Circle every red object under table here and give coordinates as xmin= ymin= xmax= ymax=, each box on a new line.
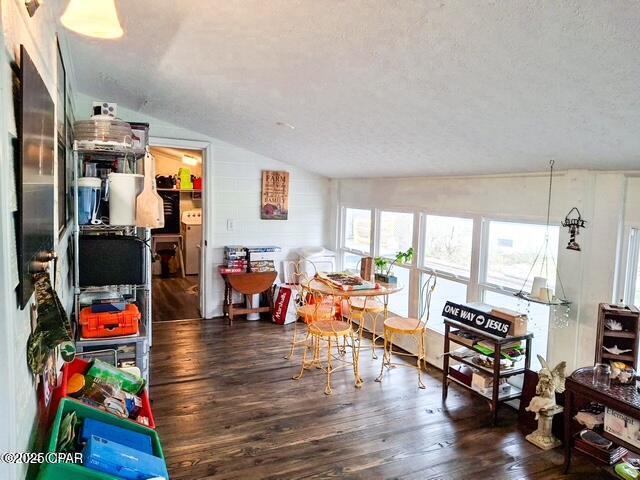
xmin=49 ymin=358 xmax=155 ymax=429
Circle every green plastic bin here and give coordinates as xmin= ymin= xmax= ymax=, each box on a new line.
xmin=38 ymin=398 xmax=166 ymax=480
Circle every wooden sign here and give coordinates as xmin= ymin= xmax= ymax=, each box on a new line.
xmin=442 ymin=301 xmax=511 ymax=337
xmin=261 ymin=171 xmax=289 ymax=220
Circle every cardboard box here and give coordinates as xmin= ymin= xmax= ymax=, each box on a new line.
xmin=491 ymin=307 xmax=528 ymax=336
xmin=471 ymin=371 xmax=494 ymax=390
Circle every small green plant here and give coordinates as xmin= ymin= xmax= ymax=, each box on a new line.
xmin=374 ymin=257 xmax=390 ymax=274
xmin=374 ymin=247 xmax=414 ymax=277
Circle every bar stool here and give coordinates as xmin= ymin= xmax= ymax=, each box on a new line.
xmin=375 ymin=273 xmax=437 ymax=389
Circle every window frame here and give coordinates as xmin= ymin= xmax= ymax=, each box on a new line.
xmin=340 ymin=206 xmax=374 ymax=258
xmin=478 ymin=217 xmax=562 ymax=297
xmin=375 ymin=208 xmax=418 ymax=265
xmin=337 ymin=205 xmax=561 ymax=357
xmin=478 ymin=217 xmax=561 ymax=362
xmin=418 ymin=212 xmax=477 ymax=332
xmin=622 ymin=227 xmax=640 ymax=307
xmin=374 ymin=208 xmax=418 ymax=318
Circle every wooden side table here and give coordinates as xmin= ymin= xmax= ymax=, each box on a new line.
xmin=220 ymin=270 xmax=277 ymax=324
xmin=564 ymin=367 xmax=640 ymax=473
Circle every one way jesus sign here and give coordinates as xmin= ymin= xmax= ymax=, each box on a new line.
xmin=441 ymin=301 xmax=511 ymax=338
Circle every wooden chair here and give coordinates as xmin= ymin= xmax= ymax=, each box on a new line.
xmin=283 ymin=260 xmax=334 ymax=360
xmin=293 ymin=282 xmax=361 ymax=394
xmin=152 ymin=233 xmax=185 ymax=278
xmin=375 ymin=273 xmax=437 ymax=389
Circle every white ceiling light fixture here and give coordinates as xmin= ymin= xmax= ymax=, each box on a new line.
xmin=61 ymin=0 xmax=124 ymax=39
xmin=276 ymin=121 xmax=296 ymax=130
xmin=182 ymin=155 xmax=200 ymax=166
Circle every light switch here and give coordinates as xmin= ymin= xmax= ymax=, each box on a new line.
xmin=226 ymin=219 xmax=234 ymax=232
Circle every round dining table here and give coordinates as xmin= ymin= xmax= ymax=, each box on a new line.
xmin=305 ymin=278 xmax=404 ymax=386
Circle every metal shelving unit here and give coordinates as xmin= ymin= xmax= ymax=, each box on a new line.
xmin=72 ymin=139 xmax=152 ymax=384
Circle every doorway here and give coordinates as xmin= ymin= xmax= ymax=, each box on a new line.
xmin=149 ymin=141 xmax=207 ymax=321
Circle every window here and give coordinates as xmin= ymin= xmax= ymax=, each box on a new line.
xmin=379 ymin=211 xmax=414 ymax=258
xmin=387 ymin=267 xmax=411 ymax=317
xmin=337 ymin=207 xmax=558 ymax=372
xmin=343 ymin=208 xmax=371 ymax=254
xmin=423 ymin=215 xmax=474 ymax=277
xmin=421 ymin=215 xmax=474 ymax=333
xmin=342 ymin=252 xmax=363 ymax=272
xmin=485 ymin=221 xmax=560 ymax=292
xmin=636 ymin=263 xmax=640 ymax=308
xmin=375 ymin=211 xmax=415 ymax=316
xmin=424 ymin=275 xmax=467 ymax=332
xmin=481 ymin=220 xmax=560 ymax=368
xmin=624 ymin=228 xmax=640 ymax=308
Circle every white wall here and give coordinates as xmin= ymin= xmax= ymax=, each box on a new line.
xmin=0 ymin=1 xmax=72 ymax=479
xmin=75 ymin=93 xmax=331 ymax=319
xmin=331 ymin=170 xmax=640 ymax=372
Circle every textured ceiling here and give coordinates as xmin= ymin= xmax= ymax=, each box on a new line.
xmin=63 ymin=1 xmax=640 ymax=178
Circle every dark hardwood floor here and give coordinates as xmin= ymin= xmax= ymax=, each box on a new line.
xmin=150 ymin=319 xmax=610 ymax=479
xmin=153 ymin=275 xmax=200 ymax=321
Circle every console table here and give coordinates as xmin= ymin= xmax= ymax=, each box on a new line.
xmin=564 ymin=367 xmax=640 ymax=473
xmin=220 ymin=270 xmax=277 ymax=324
xmin=442 ymin=318 xmax=533 ymax=425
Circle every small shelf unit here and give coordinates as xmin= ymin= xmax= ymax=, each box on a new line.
xmin=595 ymin=303 xmax=640 ymax=371
xmin=442 ymin=318 xmax=533 ymax=426
xmin=72 ymin=139 xmax=152 ymax=384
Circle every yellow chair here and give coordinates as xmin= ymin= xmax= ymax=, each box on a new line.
xmin=293 ymin=285 xmax=361 ymax=394
xmin=342 ymin=296 xmax=385 ymax=359
xmin=375 ymin=273 xmax=437 ymax=389
xmin=283 ymin=260 xmax=335 ymax=360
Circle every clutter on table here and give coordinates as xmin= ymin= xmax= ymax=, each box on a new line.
xmin=219 ymin=245 xmax=281 ymax=273
xmin=315 ymin=271 xmax=377 ymax=291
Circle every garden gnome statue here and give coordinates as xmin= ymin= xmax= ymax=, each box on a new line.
xmin=525 ymin=355 xmax=567 ymax=450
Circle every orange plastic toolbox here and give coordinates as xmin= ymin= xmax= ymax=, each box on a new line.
xmin=79 ymin=304 xmax=141 ymax=339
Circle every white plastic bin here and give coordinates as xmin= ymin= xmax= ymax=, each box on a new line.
xmin=297 ymin=247 xmax=336 ymax=275
xmin=107 ymin=173 xmax=143 ymax=225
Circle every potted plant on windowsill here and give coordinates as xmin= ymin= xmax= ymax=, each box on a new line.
xmin=374 ymin=247 xmax=414 ymax=284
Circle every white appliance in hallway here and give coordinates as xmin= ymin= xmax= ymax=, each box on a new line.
xmin=181 ymin=209 xmax=202 ymax=275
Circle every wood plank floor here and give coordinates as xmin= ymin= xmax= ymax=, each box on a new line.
xmin=152 ymin=275 xmax=200 ymax=321
xmin=150 ymin=319 xmax=610 ymax=479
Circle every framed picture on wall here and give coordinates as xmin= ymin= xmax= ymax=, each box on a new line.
xmin=56 ymin=37 xmax=67 ymax=237
xmin=261 ymin=170 xmax=289 ymax=220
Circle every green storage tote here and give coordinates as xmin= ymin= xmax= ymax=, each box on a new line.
xmin=37 ymin=398 xmax=166 ymax=480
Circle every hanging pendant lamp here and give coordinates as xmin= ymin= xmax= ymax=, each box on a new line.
xmin=61 ymin=0 xmax=124 ymax=39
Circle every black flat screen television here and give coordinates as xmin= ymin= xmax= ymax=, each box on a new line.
xmin=17 ymin=45 xmax=55 ymax=308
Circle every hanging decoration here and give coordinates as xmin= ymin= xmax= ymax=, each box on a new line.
xmin=561 ymin=207 xmax=587 ymax=251
xmin=514 ymin=160 xmax=571 ymax=328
